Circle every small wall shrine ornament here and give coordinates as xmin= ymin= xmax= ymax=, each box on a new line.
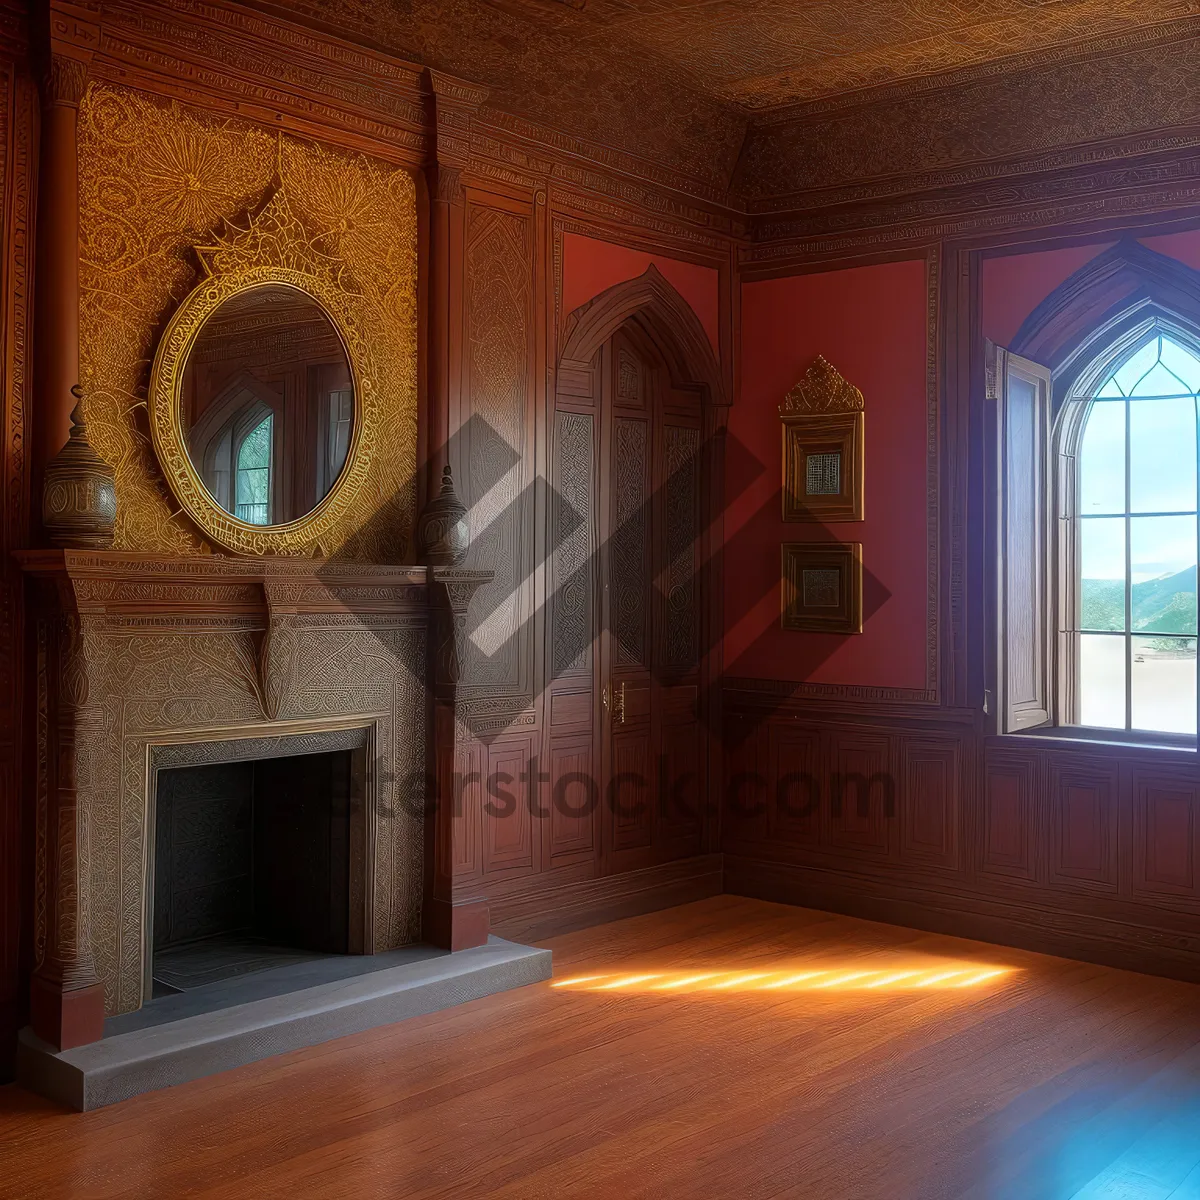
xmin=781 ymin=541 xmax=863 ymax=634
xmin=780 ymin=356 xmax=864 ymax=523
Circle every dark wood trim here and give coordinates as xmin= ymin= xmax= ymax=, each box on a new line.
xmin=558 ymin=264 xmax=727 ymax=409
xmin=489 ymin=853 xmax=723 ymax=945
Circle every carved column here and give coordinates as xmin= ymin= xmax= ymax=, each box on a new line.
xmin=33 ymin=53 xmax=88 ymax=508
xmin=423 ymin=70 xmax=488 ymax=506
xmin=423 ymin=567 xmax=492 ymax=950
xmin=29 ymin=570 xmax=104 ymax=1050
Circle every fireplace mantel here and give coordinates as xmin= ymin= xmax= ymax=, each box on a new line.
xmin=16 ymin=550 xmax=490 ymax=1051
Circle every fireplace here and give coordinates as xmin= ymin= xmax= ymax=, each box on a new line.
xmin=16 ymin=550 xmax=493 ymax=1060
xmin=149 ymin=734 xmax=369 ymax=997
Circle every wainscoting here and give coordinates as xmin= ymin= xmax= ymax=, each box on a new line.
xmin=722 ymin=687 xmax=1200 ymax=983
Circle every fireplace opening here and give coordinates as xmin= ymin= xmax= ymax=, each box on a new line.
xmin=151 ymin=748 xmax=363 ymax=996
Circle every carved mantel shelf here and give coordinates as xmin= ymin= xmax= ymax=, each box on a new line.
xmin=14 ymin=550 xmax=491 ymax=1051
xmin=15 ymin=550 xmax=431 ymax=609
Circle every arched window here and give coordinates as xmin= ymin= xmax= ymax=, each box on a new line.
xmin=235 ymin=411 xmax=273 ymax=525
xmin=1075 ymin=334 xmax=1200 ymax=734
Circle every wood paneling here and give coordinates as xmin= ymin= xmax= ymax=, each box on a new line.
xmin=0 ymin=55 xmax=34 ymax=1082
xmin=1133 ymin=766 xmax=1200 ymax=905
xmin=825 ymin=728 xmax=893 ymax=858
xmin=981 ymin=747 xmax=1040 ymax=882
xmin=1048 ymin=756 xmax=1119 ymax=894
xmin=482 ymin=737 xmax=536 ymax=878
xmin=899 ymin=736 xmax=960 ymax=870
xmin=724 ymin=687 xmax=1200 ymax=982
xmin=547 ymin=737 xmax=594 ymax=863
xmin=769 ymin=723 xmax=821 ymax=846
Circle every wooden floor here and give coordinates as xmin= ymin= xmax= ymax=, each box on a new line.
xmin=4 ymin=896 xmax=1200 ymax=1198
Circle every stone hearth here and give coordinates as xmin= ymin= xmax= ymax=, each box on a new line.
xmin=16 ymin=551 xmax=496 ymax=1062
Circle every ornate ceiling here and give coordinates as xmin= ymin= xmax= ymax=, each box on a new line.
xmin=546 ymin=0 xmax=1200 ymax=110
xmin=256 ymin=0 xmax=1200 ymax=211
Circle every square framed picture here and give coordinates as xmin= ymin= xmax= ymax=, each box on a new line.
xmin=781 ymin=411 xmax=864 ymax=522
xmin=781 ymin=541 xmax=863 ymax=634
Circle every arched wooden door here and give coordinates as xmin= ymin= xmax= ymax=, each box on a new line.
xmin=600 ymin=325 xmax=704 ymax=870
xmin=546 ymin=308 xmax=709 ymax=879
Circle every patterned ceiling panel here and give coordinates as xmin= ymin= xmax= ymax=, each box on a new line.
xmin=737 ymin=25 xmax=1200 ymax=202
xmin=258 ymin=0 xmax=1200 ymax=205
xmin=265 ymin=0 xmax=747 ymax=189
xmin=567 ymin=0 xmax=1199 ymax=109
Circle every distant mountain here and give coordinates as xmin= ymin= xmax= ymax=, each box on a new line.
xmin=1081 ymin=565 xmax=1197 ymax=635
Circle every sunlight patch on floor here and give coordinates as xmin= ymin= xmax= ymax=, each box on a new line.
xmin=549 ymin=961 xmax=1014 ymax=994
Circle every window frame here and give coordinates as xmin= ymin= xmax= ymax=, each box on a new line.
xmin=234 ymin=406 xmax=275 ymax=525
xmin=1053 ymin=316 xmax=1200 ymax=742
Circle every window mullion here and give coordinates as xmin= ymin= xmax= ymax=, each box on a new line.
xmin=1125 ymin=396 xmax=1132 ymax=731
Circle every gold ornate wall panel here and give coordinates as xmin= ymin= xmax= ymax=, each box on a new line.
xmin=77 ymin=83 xmax=418 ymax=558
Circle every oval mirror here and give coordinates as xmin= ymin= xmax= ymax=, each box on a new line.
xmin=181 ymin=284 xmax=354 ymax=527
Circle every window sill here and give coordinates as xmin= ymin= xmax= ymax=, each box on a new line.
xmin=996 ymin=725 xmax=1197 ymax=757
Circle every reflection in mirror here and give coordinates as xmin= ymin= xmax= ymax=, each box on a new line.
xmin=183 ymin=284 xmax=353 ymax=526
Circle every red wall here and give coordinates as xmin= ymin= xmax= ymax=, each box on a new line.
xmin=726 ymin=258 xmax=930 ymax=691
xmin=561 ymin=232 xmax=720 ymax=352
xmin=981 ymin=243 xmax=1111 ymax=347
xmin=982 ymin=228 xmax=1200 ymax=347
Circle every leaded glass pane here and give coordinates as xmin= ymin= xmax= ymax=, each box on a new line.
xmin=1161 ymin=338 xmax=1200 ymax=391
xmin=1131 ymin=635 xmax=1197 ymax=734
xmin=236 ymin=413 xmax=272 ymax=525
xmin=1080 ymin=399 xmax=1124 ymax=515
xmin=1130 ymin=396 xmax=1196 ymax=513
xmin=1112 ymin=339 xmax=1160 ymax=395
xmin=1079 ymin=634 xmax=1125 ymax=728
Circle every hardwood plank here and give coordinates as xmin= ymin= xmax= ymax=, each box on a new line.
xmin=2 ymin=897 xmax=1200 ymax=1199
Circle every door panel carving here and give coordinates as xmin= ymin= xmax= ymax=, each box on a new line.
xmin=612 ymin=416 xmax=649 ymax=670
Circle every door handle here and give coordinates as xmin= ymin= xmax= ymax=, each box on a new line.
xmin=601 ymin=682 xmax=626 ymax=724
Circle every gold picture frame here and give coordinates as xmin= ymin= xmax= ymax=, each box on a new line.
xmin=147 ymin=184 xmax=379 ymax=556
xmin=781 ymin=541 xmax=863 ymax=634
xmin=780 ymin=356 xmax=864 ymax=523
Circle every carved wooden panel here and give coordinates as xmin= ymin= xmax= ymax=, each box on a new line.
xmin=659 ymin=720 xmax=702 ymax=844
xmin=617 ymin=346 xmax=643 ymax=407
xmin=661 ymin=425 xmax=699 ymax=672
xmin=770 ymin=723 xmax=821 ymax=847
xmin=612 ymin=417 xmax=649 ymax=669
xmin=550 ymin=689 xmax=592 ymax=729
xmin=552 ymin=410 xmax=594 ymax=677
xmin=453 ymin=738 xmax=484 ymax=879
xmin=548 ymin=736 xmax=595 ymax=863
xmin=825 ymin=729 xmax=893 ymax=857
xmin=900 ymin=736 xmax=960 ymax=870
xmin=1049 ymin=757 xmax=1119 ymax=894
xmin=612 ymin=729 xmax=652 ymax=853
xmin=981 ymin=750 xmax=1039 ymax=882
xmin=723 ymin=712 xmax=769 ymax=848
xmin=482 ymin=736 xmax=535 ymax=877
xmin=461 ymin=204 xmax=533 ymax=692
xmin=1132 ymin=767 xmax=1200 ymax=903
xmin=0 ymin=62 xmax=32 ymax=1072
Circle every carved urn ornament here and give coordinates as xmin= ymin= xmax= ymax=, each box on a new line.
xmin=417 ymin=464 xmax=470 ymax=565
xmin=42 ymin=385 xmax=117 ymax=548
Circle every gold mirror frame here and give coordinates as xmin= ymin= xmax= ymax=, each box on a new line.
xmin=148 ymin=193 xmax=379 ymax=556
